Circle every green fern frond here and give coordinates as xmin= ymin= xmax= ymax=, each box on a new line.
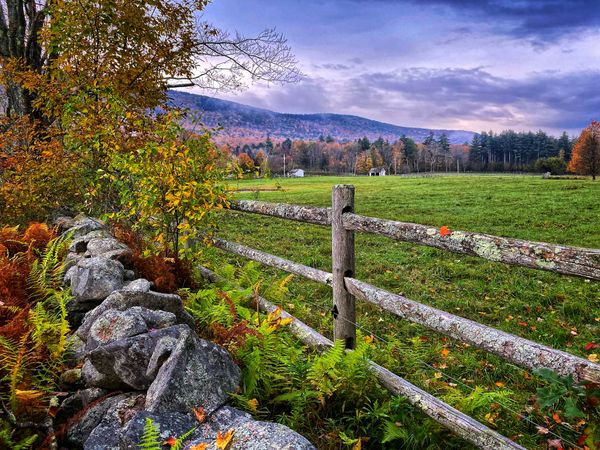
xmin=138 ymin=417 xmax=161 ymax=450
xmin=28 ymin=234 xmax=70 ymax=300
xmin=171 ymin=426 xmax=196 ymax=450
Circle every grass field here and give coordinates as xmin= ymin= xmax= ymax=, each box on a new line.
xmin=201 ymin=175 xmax=600 ymax=449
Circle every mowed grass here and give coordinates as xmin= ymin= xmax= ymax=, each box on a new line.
xmin=202 ymin=175 xmax=600 ymax=449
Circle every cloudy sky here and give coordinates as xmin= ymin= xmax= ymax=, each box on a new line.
xmin=192 ymin=0 xmax=600 ymax=135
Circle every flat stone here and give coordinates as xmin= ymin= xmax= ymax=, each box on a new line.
xmin=85 ymin=309 xmax=149 ymax=352
xmin=77 ymin=290 xmax=194 ymax=341
xmin=122 ymin=279 xmax=152 ymax=293
xmin=228 ymin=419 xmax=316 ymax=450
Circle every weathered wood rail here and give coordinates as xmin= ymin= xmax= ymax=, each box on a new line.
xmin=211 ymin=186 xmax=600 ymax=449
xmin=230 ymin=199 xmax=600 ymax=280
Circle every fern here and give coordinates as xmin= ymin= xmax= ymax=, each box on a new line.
xmin=0 ymin=420 xmax=38 ymax=449
xmin=138 ymin=418 xmax=162 ymax=450
xmin=171 ymin=426 xmax=196 ymax=450
xmin=27 ymin=234 xmax=70 ymax=299
xmin=306 ymin=339 xmax=345 ymax=399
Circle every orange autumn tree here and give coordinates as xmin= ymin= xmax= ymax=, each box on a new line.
xmin=568 ymin=121 xmax=600 ymax=180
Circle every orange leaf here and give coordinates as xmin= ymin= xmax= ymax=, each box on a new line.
xmin=190 ymin=444 xmax=209 ymax=450
xmin=552 ymin=412 xmax=562 ymax=424
xmin=440 ymin=348 xmax=449 ymax=358
xmin=193 ymin=407 xmax=206 ymax=423
xmin=164 ymin=436 xmax=177 ymax=447
xmin=216 ymin=429 xmax=234 ymax=449
xmin=439 ymin=226 xmax=451 ymax=237
xmin=495 ymin=381 xmax=505 ymax=388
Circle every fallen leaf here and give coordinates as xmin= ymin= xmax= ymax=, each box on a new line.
xmin=193 ymin=407 xmax=206 ymax=423
xmin=585 ymin=342 xmax=599 ymax=351
xmin=588 ymin=354 xmax=598 ymax=362
xmin=440 ymin=348 xmax=450 ymax=358
xmin=439 ymin=226 xmax=451 ymax=237
xmin=434 ymin=372 xmax=442 ymax=379
xmin=536 ymin=426 xmax=549 ymax=435
xmin=164 ymin=437 xmax=177 ymax=447
xmin=216 ymin=429 xmax=234 ymax=450
xmin=552 ymin=412 xmax=562 ymax=424
xmin=364 ymin=335 xmax=375 ymax=344
xmin=495 ymin=381 xmax=505 ymax=388
xmin=353 ymin=439 xmax=362 ymax=450
xmin=190 ymin=444 xmax=209 ymax=450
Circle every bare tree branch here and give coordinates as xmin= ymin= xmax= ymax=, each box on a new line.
xmin=165 ymin=26 xmax=303 ymax=91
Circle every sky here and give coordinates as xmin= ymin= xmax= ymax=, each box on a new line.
xmin=191 ymin=0 xmax=600 ymax=135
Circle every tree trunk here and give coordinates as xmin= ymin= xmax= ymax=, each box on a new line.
xmin=1 ymin=0 xmax=48 ymax=118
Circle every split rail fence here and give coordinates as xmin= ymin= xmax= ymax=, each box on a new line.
xmin=206 ymin=184 xmax=600 ymax=450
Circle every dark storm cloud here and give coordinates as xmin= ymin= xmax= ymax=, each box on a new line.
xmin=402 ymin=0 xmax=600 ymax=44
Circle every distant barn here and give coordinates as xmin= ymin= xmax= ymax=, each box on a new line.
xmin=288 ymin=169 xmax=305 ymax=177
xmin=369 ymin=167 xmax=386 ymax=176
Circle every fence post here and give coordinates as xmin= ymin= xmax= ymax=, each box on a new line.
xmin=332 ymin=185 xmax=356 ymax=349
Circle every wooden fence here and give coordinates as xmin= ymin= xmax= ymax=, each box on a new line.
xmin=207 ymin=184 xmax=600 ymax=449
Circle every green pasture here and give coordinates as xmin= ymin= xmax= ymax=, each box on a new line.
xmin=201 ymin=174 xmax=600 ymax=449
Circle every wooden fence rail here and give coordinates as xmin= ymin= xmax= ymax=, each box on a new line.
xmin=214 ymin=185 xmax=600 ymax=449
xmin=230 ymin=199 xmax=600 ymax=280
xmin=212 ymin=237 xmax=600 ymax=383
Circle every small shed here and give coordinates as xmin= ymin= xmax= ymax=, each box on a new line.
xmin=369 ymin=167 xmax=386 ymax=176
xmin=288 ymin=168 xmax=305 ymax=177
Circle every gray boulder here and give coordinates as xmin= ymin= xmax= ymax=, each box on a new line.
xmin=145 ymin=326 xmax=241 ymax=415
xmin=122 ymin=278 xmax=152 ymax=293
xmin=70 ymin=257 xmax=125 ymax=302
xmin=65 ymin=334 xmax=86 ymax=367
xmin=67 ymin=217 xmax=105 ymax=239
xmin=67 ymin=393 xmax=128 ymax=447
xmin=86 ymin=237 xmax=131 ymax=261
xmin=85 ymin=307 xmax=177 ymax=351
xmin=122 ymin=410 xmax=200 ymax=450
xmin=84 ymin=394 xmax=146 ymax=450
xmin=82 ymin=326 xmax=184 ymax=390
xmin=180 ymin=407 xmax=316 ymax=450
xmin=69 ymin=229 xmax=113 ymax=254
xmin=228 ymin=420 xmax=316 ymax=450
xmin=77 ymin=290 xmax=194 ymax=342
xmin=85 ymin=309 xmax=148 ymax=352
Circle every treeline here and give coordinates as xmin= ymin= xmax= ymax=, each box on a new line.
xmin=223 ymin=128 xmax=576 ymax=176
xmin=469 ymin=130 xmax=573 ymax=172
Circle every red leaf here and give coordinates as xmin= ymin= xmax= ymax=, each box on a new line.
xmin=164 ymin=437 xmax=177 ymax=447
xmin=585 ymin=342 xmax=599 ymax=351
xmin=439 ymin=226 xmax=451 ymax=237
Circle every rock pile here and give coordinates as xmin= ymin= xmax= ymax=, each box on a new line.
xmin=59 ymin=216 xmax=315 ymax=449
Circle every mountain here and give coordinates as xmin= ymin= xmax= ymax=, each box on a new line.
xmin=169 ymin=90 xmax=475 ymax=144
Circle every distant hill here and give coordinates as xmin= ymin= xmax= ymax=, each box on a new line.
xmin=169 ymin=90 xmax=474 ymax=144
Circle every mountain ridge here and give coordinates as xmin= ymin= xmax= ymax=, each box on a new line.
xmin=169 ymin=90 xmax=475 ymax=144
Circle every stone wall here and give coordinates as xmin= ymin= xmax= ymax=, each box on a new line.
xmin=58 ymin=216 xmax=315 ymax=449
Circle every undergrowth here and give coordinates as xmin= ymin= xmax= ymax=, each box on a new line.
xmin=184 ymin=262 xmax=475 ymax=449
xmin=0 ymin=224 xmax=72 ymax=449
xmin=185 ymin=261 xmax=599 ymax=449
